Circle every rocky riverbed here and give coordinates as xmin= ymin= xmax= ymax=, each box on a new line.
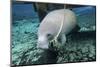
xmin=11 ymin=15 xmax=96 ymax=66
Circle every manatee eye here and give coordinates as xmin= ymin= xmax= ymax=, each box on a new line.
xmin=46 ymin=33 xmax=53 ymax=40
xmin=47 ymin=34 xmax=51 ymax=37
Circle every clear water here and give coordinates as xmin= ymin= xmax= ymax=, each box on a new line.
xmin=11 ymin=3 xmax=96 ymax=66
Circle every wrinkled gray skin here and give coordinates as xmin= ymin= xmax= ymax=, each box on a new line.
xmin=37 ymin=9 xmax=77 ymax=49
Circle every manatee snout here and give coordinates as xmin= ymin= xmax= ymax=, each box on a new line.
xmin=37 ymin=36 xmax=49 ymax=49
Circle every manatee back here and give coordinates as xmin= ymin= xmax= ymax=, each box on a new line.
xmin=38 ymin=9 xmax=77 ymax=36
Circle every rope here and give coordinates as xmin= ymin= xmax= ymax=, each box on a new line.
xmin=50 ymin=4 xmax=66 ymax=43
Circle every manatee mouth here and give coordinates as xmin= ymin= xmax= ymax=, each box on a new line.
xmin=37 ymin=43 xmax=49 ymax=50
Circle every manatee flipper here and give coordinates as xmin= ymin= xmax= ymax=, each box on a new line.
xmin=61 ymin=34 xmax=66 ymax=45
xmin=58 ymin=34 xmax=66 ymax=45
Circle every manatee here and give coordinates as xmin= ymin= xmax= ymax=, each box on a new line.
xmin=37 ymin=9 xmax=78 ymax=49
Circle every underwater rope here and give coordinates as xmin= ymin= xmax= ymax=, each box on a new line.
xmin=49 ymin=4 xmax=66 ymax=48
